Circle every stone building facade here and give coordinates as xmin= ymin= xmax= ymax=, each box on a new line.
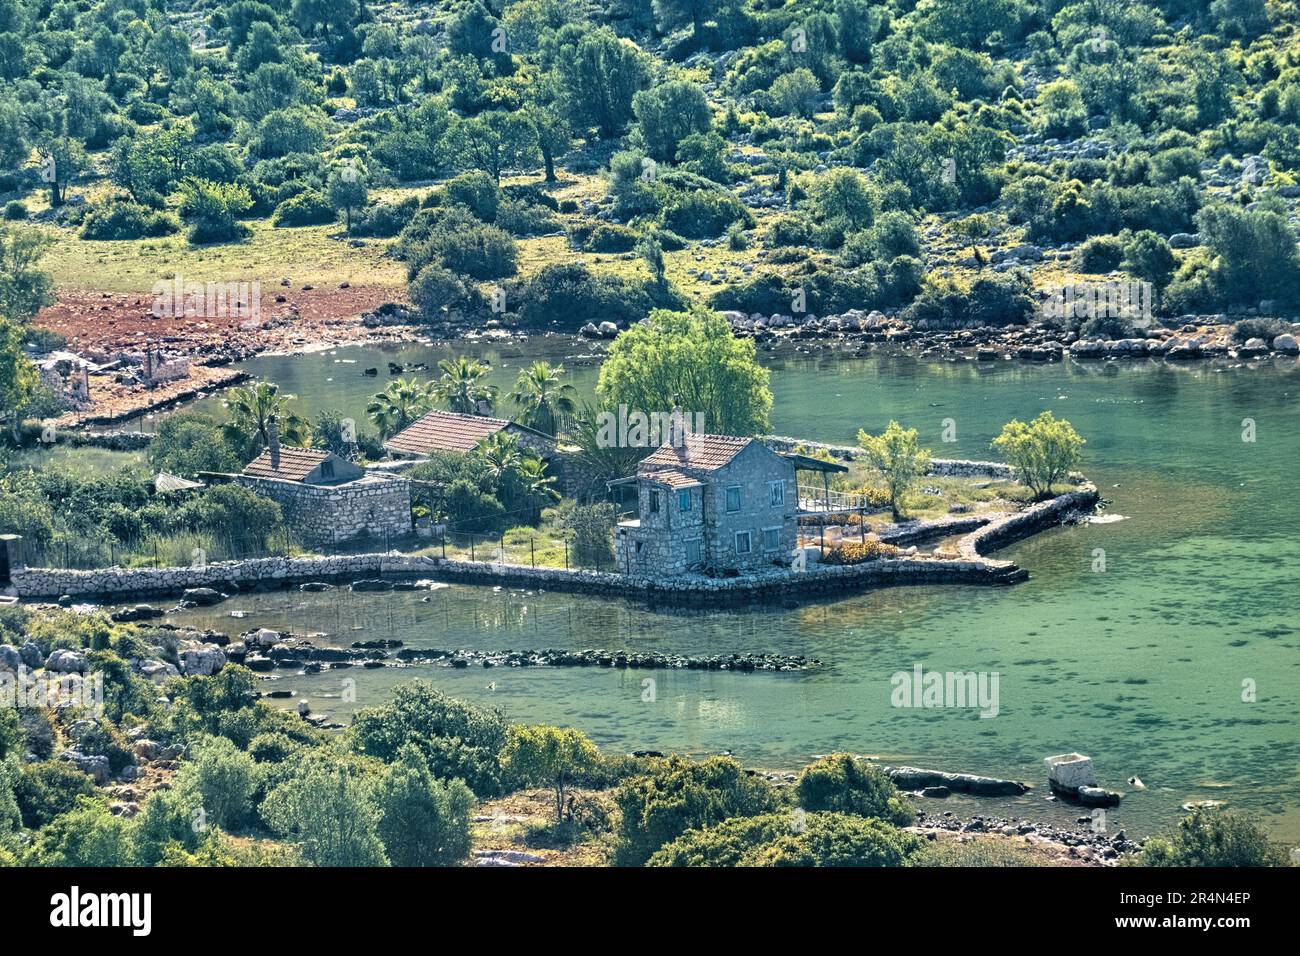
xmin=234 ymin=473 xmax=412 ymax=546
xmin=230 ymin=445 xmax=411 ymax=546
xmin=614 ymin=435 xmax=797 ymax=577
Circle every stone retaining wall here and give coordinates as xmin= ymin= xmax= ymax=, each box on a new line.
xmin=11 ymin=549 xmax=1022 ymax=606
xmin=11 ymin=488 xmax=1096 ymax=605
xmin=957 ymin=484 xmax=1099 ymax=558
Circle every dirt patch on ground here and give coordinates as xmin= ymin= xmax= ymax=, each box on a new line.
xmin=35 ymin=284 xmax=404 ymax=359
xmin=471 ymin=788 xmax=615 ymax=867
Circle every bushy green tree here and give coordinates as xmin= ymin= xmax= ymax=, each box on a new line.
xmin=1137 ymin=806 xmax=1288 ymax=867
xmin=349 ymin=681 xmax=510 ymax=797
xmin=596 ymin=308 xmax=773 ymax=436
xmin=261 ymin=758 xmax=388 ymax=867
xmin=856 ymin=421 xmax=931 ymax=520
xmin=374 ymin=744 xmax=475 ymax=866
xmin=992 ymin=411 xmax=1084 ymax=499
xmin=648 ymin=811 xmax=920 ymax=867
xmin=633 ymin=80 xmax=711 ymax=162
xmin=613 ymin=756 xmax=779 ymax=866
xmin=503 ymin=725 xmax=602 ymax=823
xmin=796 ymin=753 xmax=915 ymax=825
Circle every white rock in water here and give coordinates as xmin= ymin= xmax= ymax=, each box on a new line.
xmin=1045 ymin=752 xmax=1097 ymax=792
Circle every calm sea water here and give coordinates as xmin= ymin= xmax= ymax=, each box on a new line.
xmin=164 ymin=340 xmax=1300 ymax=841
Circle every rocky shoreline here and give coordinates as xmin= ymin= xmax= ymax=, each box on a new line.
xmin=144 ymin=623 xmax=821 ymax=677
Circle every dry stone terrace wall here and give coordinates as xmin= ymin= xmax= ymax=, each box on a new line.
xmin=231 ymin=474 xmax=412 ymax=545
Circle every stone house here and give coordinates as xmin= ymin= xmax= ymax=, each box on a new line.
xmin=231 ymin=442 xmax=411 ymax=546
xmin=613 ymin=435 xmax=797 ymax=577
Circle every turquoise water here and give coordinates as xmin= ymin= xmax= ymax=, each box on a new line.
xmin=166 ymin=341 xmax=1300 ymax=841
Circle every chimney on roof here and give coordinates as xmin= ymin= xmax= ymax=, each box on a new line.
xmin=268 ymin=419 xmax=281 ymax=471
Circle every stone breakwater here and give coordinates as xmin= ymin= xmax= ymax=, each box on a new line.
xmin=11 ymin=484 xmax=1096 ymax=604
xmin=229 ymin=632 xmax=818 ymax=673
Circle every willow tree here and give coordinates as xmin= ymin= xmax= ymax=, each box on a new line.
xmin=595 ymin=308 xmax=772 ymax=437
xmin=856 ymin=421 xmax=931 ymax=521
xmin=992 ymin=411 xmax=1084 ymax=499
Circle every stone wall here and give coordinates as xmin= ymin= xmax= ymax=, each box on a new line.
xmin=11 ymin=551 xmax=1021 ymax=605
xmin=11 ymin=486 xmax=1096 ymax=605
xmin=232 ymin=474 xmax=411 ymax=545
xmin=957 ymin=483 xmax=1099 ymax=558
xmin=763 ymin=436 xmax=1016 ymax=480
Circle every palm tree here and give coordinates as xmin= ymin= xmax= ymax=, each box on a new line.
xmin=515 ymin=453 xmax=560 ymax=522
xmin=567 ymin=403 xmax=648 ymax=497
xmin=222 ymin=381 xmax=310 ymax=460
xmin=509 ymin=361 xmax=576 ymax=437
xmin=433 ymin=356 xmax=497 ymax=415
xmin=366 ymin=377 xmax=435 ymax=438
xmin=474 ymin=430 xmax=522 ymax=483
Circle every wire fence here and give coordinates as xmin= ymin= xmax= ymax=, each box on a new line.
xmin=15 ymin=524 xmax=621 ymax=574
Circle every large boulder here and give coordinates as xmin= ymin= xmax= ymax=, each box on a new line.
xmin=179 ymin=641 xmax=226 ymax=677
xmin=251 ymin=628 xmax=281 ymax=647
xmin=0 ymin=645 xmax=21 ymax=672
xmin=131 ymin=658 xmax=180 ymax=683
xmin=45 ymin=649 xmax=88 ymax=674
xmin=19 ymin=641 xmax=44 ymax=668
xmin=59 ymin=750 xmax=111 ymax=784
xmin=182 ymin=587 xmax=227 ymax=607
xmin=1272 ymin=333 xmax=1298 ymax=354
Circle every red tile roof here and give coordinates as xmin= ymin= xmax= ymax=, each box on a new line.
xmin=385 ymin=409 xmax=510 ymax=455
xmin=642 ymin=468 xmax=704 ymax=489
xmin=243 ymin=448 xmax=332 ymax=482
xmin=641 ymin=434 xmax=752 ymax=473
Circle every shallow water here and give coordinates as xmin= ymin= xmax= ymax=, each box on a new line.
xmin=167 ymin=342 xmax=1300 ymax=841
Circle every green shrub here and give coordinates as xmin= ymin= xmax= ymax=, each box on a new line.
xmin=586 ymin=223 xmax=639 ymax=253
xmin=613 ymin=756 xmax=780 ymax=866
xmin=1073 ymin=235 xmax=1126 ymax=273
xmin=1136 ymin=806 xmax=1290 ymax=867
xmin=661 ymin=188 xmax=753 ymax=239
xmin=349 ymin=681 xmax=510 ymax=797
xmin=1231 ymin=317 xmax=1290 ymax=343
xmin=173 ymin=735 xmax=260 ymax=832
xmin=648 ymin=811 xmax=920 ymax=867
xmin=510 ymin=262 xmax=654 ymax=330
xmin=271 ymin=189 xmax=335 ymax=227
xmin=796 ymin=754 xmax=915 ymax=824
xmin=375 ymin=744 xmax=475 ymax=866
xmin=445 ymin=169 xmax=500 ymax=222
xmin=14 ymin=761 xmax=96 ymax=829
xmin=3 ymin=201 xmax=28 ymax=221
xmin=80 ymin=199 xmax=179 ymax=240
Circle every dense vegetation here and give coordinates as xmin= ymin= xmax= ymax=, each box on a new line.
xmin=1 ymin=609 xmax=1291 ymax=868
xmin=0 ymin=0 xmax=1297 ymax=339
